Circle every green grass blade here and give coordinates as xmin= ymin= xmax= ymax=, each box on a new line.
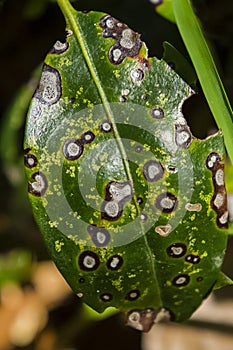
xmin=172 ymin=0 xmax=233 ymax=164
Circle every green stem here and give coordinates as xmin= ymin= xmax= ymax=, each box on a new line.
xmin=172 ymin=0 xmax=233 ymax=164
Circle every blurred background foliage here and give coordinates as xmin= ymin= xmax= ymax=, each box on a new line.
xmin=0 ymin=0 xmax=232 ymax=349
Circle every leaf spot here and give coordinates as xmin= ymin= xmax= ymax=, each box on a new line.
xmin=126 ymin=289 xmax=141 ymax=301
xmin=100 ymin=293 xmax=113 ymax=302
xmin=24 ymin=153 xmax=38 ymax=169
xmin=130 ymin=68 xmax=144 ymax=82
xmin=143 ymin=160 xmax=164 ymax=182
xmin=155 ymin=224 xmax=172 ymax=237
xmin=185 ymin=254 xmax=201 ymax=264
xmin=28 ymin=172 xmax=48 ymax=197
xmin=140 ymin=213 xmax=147 ymax=222
xmin=185 ymin=203 xmax=202 ymax=212
xmin=215 ymin=168 xmax=224 ymax=186
xmin=87 ymin=225 xmax=111 ymax=247
xmin=175 ymin=124 xmax=192 ymax=148
xmin=50 ymin=40 xmax=69 ymax=54
xmin=101 ymin=181 xmax=133 ymax=221
xmin=106 ymin=254 xmax=123 ymax=270
xmin=172 ymin=274 xmax=190 ymax=287
xmin=206 ymin=153 xmax=228 ymax=228
xmin=81 ymin=131 xmax=95 ymax=144
xmin=78 ymin=251 xmax=100 ymax=271
xmin=99 ymin=120 xmax=112 ymax=133
xmin=167 ymin=243 xmax=187 ymax=258
xmin=100 ymin=15 xmax=142 ymax=65
xmin=34 ymin=64 xmax=62 ymax=105
xmin=63 ymin=139 xmax=84 ymax=160
xmin=151 ymin=107 xmax=164 ymax=119
xmin=127 ymin=309 xmax=156 ymax=332
xmin=155 ymin=192 xmax=178 ymax=213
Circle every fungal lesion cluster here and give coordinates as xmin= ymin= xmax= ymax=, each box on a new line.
xmin=127 ymin=307 xmax=171 ymax=332
xmin=166 ymin=242 xmax=202 ymax=287
xmin=24 ymin=151 xmax=48 ymax=197
xmin=49 ymin=40 xmax=69 ymax=55
xmin=99 ymin=15 xmax=142 ymax=65
xmin=206 ymin=152 xmax=228 ymax=228
xmin=101 ymin=180 xmax=134 ymax=221
xmin=77 ymin=250 xmax=141 ymax=303
xmin=62 ymin=131 xmax=95 ymax=161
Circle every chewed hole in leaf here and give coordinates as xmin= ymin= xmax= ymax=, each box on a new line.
xmin=182 ymin=94 xmax=218 ymax=139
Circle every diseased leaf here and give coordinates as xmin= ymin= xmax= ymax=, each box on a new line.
xmin=24 ymin=1 xmax=231 ymax=332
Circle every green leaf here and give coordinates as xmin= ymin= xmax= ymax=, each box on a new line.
xmin=162 ymin=41 xmax=197 ymax=88
xmin=214 ymin=272 xmax=233 ymax=290
xmin=24 ymin=0 xmax=230 ymax=332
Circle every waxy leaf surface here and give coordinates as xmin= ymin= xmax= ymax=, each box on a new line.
xmin=24 ymin=5 xmax=230 ymax=331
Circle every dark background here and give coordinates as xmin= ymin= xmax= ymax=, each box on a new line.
xmin=0 ymin=0 xmax=232 ymax=349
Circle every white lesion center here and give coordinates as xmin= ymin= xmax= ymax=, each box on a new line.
xmin=120 ymin=29 xmax=136 ymax=49
xmin=155 ymin=224 xmax=172 ymax=237
xmin=215 ymin=168 xmax=224 ymax=186
xmin=185 ymin=203 xmax=202 ymax=212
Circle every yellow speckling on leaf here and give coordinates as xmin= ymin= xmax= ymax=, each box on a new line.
xmin=41 ymin=197 xmax=48 ymax=207
xmin=48 ymin=220 xmax=58 ymax=228
xmin=99 ymin=152 xmax=108 ymax=162
xmin=144 ymin=144 xmax=151 ymax=151
xmin=93 ymin=164 xmax=100 ymax=172
xmin=76 ymin=86 xmax=84 ymax=98
xmin=195 ymin=180 xmax=202 ymax=186
xmin=158 ymin=93 xmax=168 ymax=107
xmin=199 ymin=191 xmax=212 ymax=215
xmin=93 ymin=211 xmax=100 ymax=219
xmin=86 ymin=194 xmax=98 ymax=200
xmin=113 ymin=70 xmax=121 ymax=79
xmin=83 ymin=98 xmax=94 ymax=108
xmin=172 ymin=294 xmax=178 ymax=299
xmin=55 ymin=240 xmax=64 ymax=252
xmin=186 ymin=237 xmax=197 ymax=251
xmin=65 ymin=221 xmax=73 ymax=229
xmin=66 ymin=166 xmax=76 ymax=178
xmin=58 ymin=57 xmax=72 ymax=68
xmin=200 ymin=251 xmax=208 ymax=259
xmin=190 ymin=213 xmax=196 ymax=221
xmin=99 ymin=248 xmax=114 ymax=260
xmin=112 ymin=277 xmax=123 ymax=292
xmin=166 ymin=280 xmax=172 ymax=287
